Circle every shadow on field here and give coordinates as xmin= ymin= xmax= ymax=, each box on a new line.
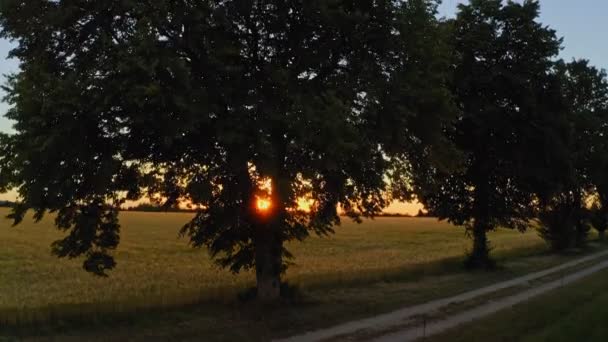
xmin=2 ymin=242 xmax=579 ymax=341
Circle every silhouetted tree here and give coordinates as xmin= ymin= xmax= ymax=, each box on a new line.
xmin=579 ymin=62 xmax=608 ymax=243
xmin=0 ymin=0 xmax=454 ymax=300
xmin=594 ymin=181 xmax=608 ymax=240
xmin=0 ymin=200 xmax=14 ymax=208
xmin=416 ymin=0 xmax=562 ymax=268
xmin=538 ymin=60 xmax=608 ymax=250
xmin=590 ymin=203 xmax=608 ymax=241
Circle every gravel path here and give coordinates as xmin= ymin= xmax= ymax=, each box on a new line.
xmin=374 ymin=258 xmax=608 ymax=342
xmin=276 ymin=250 xmax=608 ymax=342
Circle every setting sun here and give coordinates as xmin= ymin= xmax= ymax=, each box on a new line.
xmin=256 ymin=197 xmax=272 ymax=212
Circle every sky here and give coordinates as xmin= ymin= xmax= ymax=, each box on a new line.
xmin=437 ymin=0 xmax=608 ymax=68
xmin=1 ymin=1 xmax=607 ymax=212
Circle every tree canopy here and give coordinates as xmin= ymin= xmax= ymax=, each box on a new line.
xmin=415 ymin=0 xmax=563 ymax=268
xmin=537 ymin=60 xmax=608 ymax=250
xmin=3 ymin=0 xmax=608 ymax=301
xmin=0 ymin=0 xmax=454 ymax=299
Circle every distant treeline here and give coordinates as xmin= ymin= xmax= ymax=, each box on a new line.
xmin=0 ymin=201 xmax=15 ymax=208
xmin=123 ymin=203 xmax=198 ymax=213
xmin=375 ymin=210 xmax=433 ymax=218
xmin=124 ymin=203 xmax=429 ymax=217
xmin=375 ymin=212 xmax=413 ymax=217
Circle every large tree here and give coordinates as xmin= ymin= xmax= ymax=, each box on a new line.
xmin=538 ymin=60 xmax=608 ymax=249
xmin=575 ymin=61 xmax=608 ymax=243
xmin=0 ymin=0 xmax=454 ymax=300
xmin=415 ymin=0 xmax=562 ymax=268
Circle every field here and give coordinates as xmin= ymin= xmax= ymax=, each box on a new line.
xmin=0 ymin=208 xmax=591 ymax=340
xmin=431 ymin=269 xmax=608 ymax=342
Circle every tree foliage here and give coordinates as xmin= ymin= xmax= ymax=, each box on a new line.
xmin=0 ymin=0 xmax=454 ymax=298
xmin=537 ymin=60 xmax=608 ymax=250
xmin=416 ymin=0 xmax=563 ymax=268
xmin=3 ymin=0 xmax=608 ymax=298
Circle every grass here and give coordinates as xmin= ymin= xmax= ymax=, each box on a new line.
xmin=0 ymin=208 xmax=597 ymax=340
xmin=430 ymin=268 xmax=608 ymax=342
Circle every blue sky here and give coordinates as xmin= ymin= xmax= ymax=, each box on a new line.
xmin=0 ymin=39 xmax=17 ymax=134
xmin=437 ymin=0 xmax=608 ymax=68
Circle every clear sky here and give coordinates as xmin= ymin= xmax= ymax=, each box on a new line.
xmin=0 ymin=39 xmax=17 ymax=134
xmin=1 ymin=0 xmax=607 ymax=212
xmin=437 ymin=0 xmax=608 ymax=69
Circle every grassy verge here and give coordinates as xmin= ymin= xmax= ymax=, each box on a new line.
xmin=321 ymin=246 xmax=608 ymax=342
xmin=429 ymin=267 xmax=608 ymax=342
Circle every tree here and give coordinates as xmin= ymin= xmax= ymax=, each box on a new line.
xmin=0 ymin=200 xmax=14 ymax=208
xmin=594 ymin=154 xmax=608 ymax=241
xmin=0 ymin=0 xmax=454 ymax=300
xmin=416 ymin=0 xmax=562 ymax=268
xmin=578 ymin=62 xmax=608 ymax=243
xmin=590 ymin=203 xmax=608 ymax=241
xmin=538 ymin=60 xmax=608 ymax=249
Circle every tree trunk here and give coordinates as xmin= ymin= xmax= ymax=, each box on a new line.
xmin=254 ymin=229 xmax=282 ymax=301
xmin=573 ymin=191 xmax=588 ymax=248
xmin=469 ymin=164 xmax=494 ymax=269
xmin=253 ymin=136 xmax=289 ymax=301
xmin=466 ymin=220 xmax=494 ymax=269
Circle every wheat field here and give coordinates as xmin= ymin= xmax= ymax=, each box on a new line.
xmin=0 ymin=208 xmax=550 ymax=326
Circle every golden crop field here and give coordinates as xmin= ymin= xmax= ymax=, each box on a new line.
xmin=0 ymin=208 xmax=546 ymax=326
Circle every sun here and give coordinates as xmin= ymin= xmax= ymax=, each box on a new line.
xmin=256 ymin=197 xmax=272 ymax=212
